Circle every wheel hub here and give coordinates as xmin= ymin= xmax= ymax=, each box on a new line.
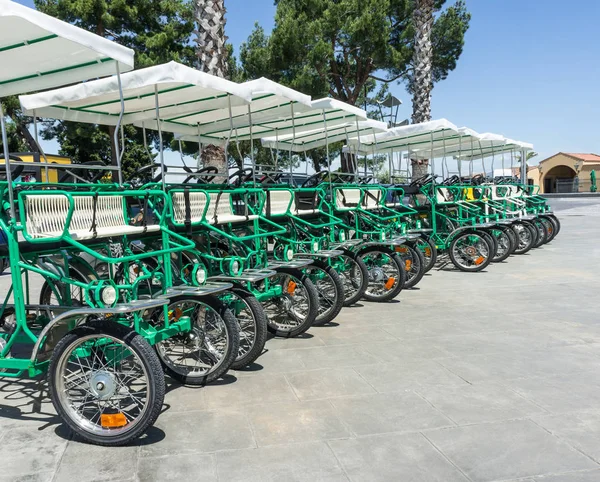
xmin=465 ymin=246 xmax=477 ymax=256
xmin=369 ymin=267 xmax=385 ymax=282
xmin=89 ymin=371 xmax=117 ymax=400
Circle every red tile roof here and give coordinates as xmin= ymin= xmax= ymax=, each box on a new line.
xmin=564 ymin=153 xmax=600 ymax=162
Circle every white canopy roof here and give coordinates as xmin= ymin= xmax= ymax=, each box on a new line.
xmin=346 ymin=119 xmax=459 ymax=155
xmin=142 ymin=77 xmax=314 ymax=141
xmin=261 ymin=119 xmax=388 ymax=152
xmin=20 ymin=61 xmax=252 ymax=125
xmin=0 ymin=0 xmax=134 ymax=97
xmin=165 ymin=96 xmax=370 ymax=146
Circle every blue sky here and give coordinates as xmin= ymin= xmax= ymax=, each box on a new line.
xmin=14 ymin=0 xmax=600 ymax=165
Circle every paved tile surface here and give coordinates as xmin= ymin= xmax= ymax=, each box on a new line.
xmin=0 ymin=198 xmax=599 ymax=481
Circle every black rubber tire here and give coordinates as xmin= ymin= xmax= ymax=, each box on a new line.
xmin=156 ymin=295 xmax=239 ymax=385
xmin=531 ymin=218 xmax=547 ymax=248
xmin=0 ymin=258 xmax=5 ymax=275
xmin=504 ymin=224 xmax=518 ymax=254
xmin=448 ymin=230 xmax=493 ymax=272
xmin=490 ymin=226 xmax=513 ymax=263
xmin=336 ymin=250 xmax=369 ymax=307
xmin=415 ymin=236 xmax=437 ymax=273
xmin=540 ymin=215 xmax=559 ymax=242
xmin=265 ymin=267 xmax=320 ymax=338
xmin=226 ymin=286 xmax=268 ymax=370
xmin=479 ymin=230 xmax=499 ymax=260
xmin=511 ymin=221 xmax=535 ymax=255
xmin=358 ymin=246 xmax=406 ymax=302
xmin=522 ymin=220 xmax=540 ymax=249
xmin=546 ymin=214 xmax=561 ymax=236
xmin=395 ymin=243 xmax=425 ymax=289
xmin=48 ymin=320 xmax=165 ymax=446
xmin=305 ymin=260 xmax=344 ymax=326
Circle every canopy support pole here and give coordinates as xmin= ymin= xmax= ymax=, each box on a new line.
xmin=520 ymin=149 xmax=527 ymax=184
xmin=154 ymin=85 xmax=166 ymax=191
xmin=289 ymin=102 xmax=296 ymax=180
xmin=114 ymin=63 xmax=125 ymax=185
xmin=0 ymin=102 xmax=15 ymax=219
xmin=321 ymin=110 xmax=333 ymax=200
xmin=248 ymin=105 xmax=256 ymax=187
xmin=32 ymin=111 xmax=50 ymax=182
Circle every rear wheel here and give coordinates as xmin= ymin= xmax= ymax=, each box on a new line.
xmin=48 ymin=320 xmax=164 ymax=446
xmin=415 ymin=236 xmax=437 ymax=273
xmin=394 ymin=244 xmax=425 ymax=289
xmin=333 ymin=251 xmax=369 ymax=307
xmin=154 ymin=295 xmax=239 ymax=385
xmin=511 ymin=221 xmax=535 ymax=255
xmin=263 ymin=267 xmax=319 ymax=338
xmin=304 ymin=260 xmax=344 ymax=326
xmin=448 ymin=230 xmax=492 ymax=272
xmin=540 ymin=216 xmax=557 ymax=243
xmin=490 ymin=226 xmax=513 ymax=263
xmin=531 ymin=218 xmax=547 ymax=247
xmin=358 ymin=246 xmax=405 ymax=302
xmin=224 ymin=287 xmax=268 ymax=370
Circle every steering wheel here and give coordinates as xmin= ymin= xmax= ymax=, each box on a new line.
xmin=0 ymin=155 xmax=25 ymax=181
xmin=442 ymin=175 xmax=461 ymax=186
xmin=409 ymin=174 xmax=431 ymax=187
xmin=302 ymin=170 xmax=331 ymax=188
xmin=259 ymin=171 xmax=283 ymax=185
xmin=58 ymin=160 xmax=110 ymax=183
xmin=184 ymin=165 xmax=218 ymax=184
xmin=471 ymin=174 xmax=485 ymax=186
xmin=228 ymin=167 xmax=254 ymax=187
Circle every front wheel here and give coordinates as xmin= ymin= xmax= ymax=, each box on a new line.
xmin=262 ymin=267 xmax=319 ymax=338
xmin=304 ymin=260 xmax=344 ymax=326
xmin=48 ymin=320 xmax=164 ymax=446
xmin=394 ymin=243 xmax=425 ymax=289
xmin=333 ymin=251 xmax=369 ymax=307
xmin=448 ymin=230 xmax=492 ymax=272
xmin=490 ymin=226 xmax=514 ymax=263
xmin=154 ymin=295 xmax=239 ymax=385
xmin=358 ymin=246 xmax=405 ymax=302
xmin=224 ymin=286 xmax=268 ymax=370
xmin=511 ymin=221 xmax=535 ymax=255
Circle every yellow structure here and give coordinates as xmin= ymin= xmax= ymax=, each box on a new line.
xmin=527 ymin=153 xmax=600 ymax=193
xmin=0 ymin=152 xmax=72 ymax=183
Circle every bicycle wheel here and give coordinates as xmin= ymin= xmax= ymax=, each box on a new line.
xmin=358 ymin=246 xmax=406 ymax=302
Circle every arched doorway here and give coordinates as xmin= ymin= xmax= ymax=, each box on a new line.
xmin=542 ymin=165 xmax=577 ymax=193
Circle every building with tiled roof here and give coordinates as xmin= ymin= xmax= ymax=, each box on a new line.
xmin=527 ymin=152 xmax=599 ymax=193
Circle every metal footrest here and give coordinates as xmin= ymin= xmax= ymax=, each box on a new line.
xmin=209 ymin=268 xmax=276 ymax=283
xmin=408 ymin=228 xmax=433 ymax=233
xmin=267 ymin=259 xmax=313 ymax=269
xmin=389 ymin=236 xmax=408 ymax=246
xmin=295 ymin=249 xmax=344 ymax=259
xmin=331 ymin=239 xmax=364 ymax=249
xmin=157 ymin=282 xmax=233 ymax=299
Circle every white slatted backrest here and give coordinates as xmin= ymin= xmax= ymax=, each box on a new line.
xmin=363 ymin=189 xmax=382 ymax=210
xmin=335 ymin=188 xmax=362 ymax=210
xmin=436 ymin=188 xmax=452 ymax=204
xmin=265 ymin=190 xmax=293 ymax=215
xmin=205 ymin=192 xmax=234 ymax=221
xmin=172 ymin=192 xmax=208 ymax=224
xmin=25 ymin=194 xmax=128 ymax=238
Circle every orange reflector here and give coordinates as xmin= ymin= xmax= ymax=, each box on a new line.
xmin=384 ymin=277 xmax=396 ymax=290
xmin=405 ymin=260 xmax=412 ymax=271
xmin=101 ymin=413 xmax=127 ymax=428
xmin=133 ymin=266 xmax=141 ymax=274
xmin=168 ymin=307 xmax=183 ymax=321
xmin=395 ymin=247 xmax=408 ymax=253
xmin=287 ymin=281 xmax=297 ymax=295
xmin=474 ymin=256 xmax=485 ymax=265
xmin=424 ymin=248 xmax=432 ymax=257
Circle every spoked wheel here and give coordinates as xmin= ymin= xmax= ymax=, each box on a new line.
xmin=154 ymin=295 xmax=239 ymax=385
xmin=415 ymin=236 xmax=437 ymax=273
xmin=224 ymin=286 xmax=268 ymax=370
xmin=48 ymin=320 xmax=164 ymax=446
xmin=545 ymin=214 xmax=561 ymax=237
xmin=479 ymin=230 xmax=499 ymax=260
xmin=511 ymin=221 xmax=535 ymax=255
xmin=394 ymin=243 xmax=425 ymax=289
xmin=333 ymin=251 xmax=369 ymax=307
xmin=540 ymin=215 xmax=558 ymax=243
xmin=531 ymin=218 xmax=548 ymax=247
xmin=490 ymin=226 xmax=514 ymax=263
xmin=262 ymin=267 xmax=319 ymax=338
xmin=448 ymin=230 xmax=492 ymax=272
xmin=358 ymin=246 xmax=406 ymax=302
xmin=304 ymin=260 xmax=344 ymax=326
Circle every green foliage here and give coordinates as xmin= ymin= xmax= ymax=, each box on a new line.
xmin=239 ymin=0 xmax=470 ymax=105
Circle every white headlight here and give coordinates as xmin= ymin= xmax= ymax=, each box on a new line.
xmin=195 ymin=266 xmax=207 ymax=285
xmin=313 ymin=241 xmax=319 ymax=252
xmin=101 ymin=286 xmax=117 ymax=306
xmin=340 ymin=231 xmax=346 ymax=242
xmin=286 ymin=248 xmax=294 ymax=261
xmin=381 ymin=232 xmax=386 ymax=241
xmin=231 ymin=260 xmax=241 ymax=275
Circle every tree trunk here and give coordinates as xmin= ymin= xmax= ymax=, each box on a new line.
xmin=195 ymin=0 xmax=229 ymax=181
xmin=410 ymin=0 xmax=434 ymax=181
